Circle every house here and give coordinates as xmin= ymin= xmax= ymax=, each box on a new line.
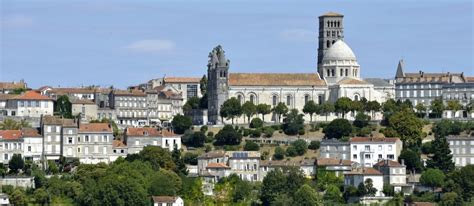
xmin=299 ymin=159 xmax=316 ymax=178
xmin=316 ymin=157 xmax=353 ymax=177
xmin=350 ymin=137 xmax=402 ymax=167
xmin=21 ymin=128 xmax=42 ymax=162
xmin=0 ymin=80 xmax=27 ymax=94
xmin=226 ymin=151 xmax=260 ymax=182
xmin=259 ymin=160 xmax=305 ymax=180
xmin=125 ymin=127 xmax=181 ymax=154
xmin=152 ymin=196 xmax=184 ymax=206
xmin=71 ymin=99 xmax=98 ymax=122
xmin=197 ymin=151 xmax=227 ymax=176
xmin=0 ymin=130 xmax=23 ymax=164
xmin=42 ymin=115 xmax=73 ymax=160
xmin=4 ymin=91 xmax=53 ymax=117
xmin=0 ymin=193 xmax=10 ymax=205
xmin=111 ymin=89 xmax=148 ymax=127
xmin=204 ymin=162 xmax=231 ymax=182
xmin=320 ymin=138 xmax=351 ymax=160
xmin=110 ymin=140 xmax=128 ymax=162
xmin=373 ymin=160 xmax=412 ymax=194
xmin=447 ymin=135 xmax=474 ymax=167
xmin=344 ymin=167 xmax=384 ymax=197
xmin=148 ymin=76 xmax=201 ymax=104
xmin=76 ymin=123 xmax=114 ymax=164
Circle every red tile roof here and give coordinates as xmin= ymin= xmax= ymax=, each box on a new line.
xmin=21 ymin=128 xmax=41 ymax=137
xmin=0 ymin=81 xmax=26 ymax=90
xmin=152 ymin=196 xmax=180 ymax=203
xmin=229 ymin=73 xmax=326 ymax=86
xmin=345 ymin=167 xmax=382 ymax=175
xmin=126 ymin=127 xmax=161 ymax=137
xmin=374 ymin=160 xmax=402 ymax=167
xmin=206 ymin=162 xmax=230 ymax=169
xmin=350 ymin=137 xmax=399 ymax=143
xmin=0 ymin=130 xmax=22 ymax=140
xmin=466 ymin=77 xmax=474 ymax=83
xmin=112 ymin=140 xmax=127 ymax=148
xmin=0 ymin=94 xmax=16 ymax=100
xmin=79 ymin=123 xmax=112 ymax=132
xmin=164 ymin=77 xmax=200 ymax=83
xmin=12 ymin=91 xmax=52 ymax=100
xmin=113 ymin=89 xmax=146 ymax=97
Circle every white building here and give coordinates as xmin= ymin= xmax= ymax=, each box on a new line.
xmin=373 ymin=160 xmax=412 ymax=194
xmin=21 ymin=128 xmax=42 ymax=162
xmin=350 ymin=137 xmax=403 ymax=167
xmin=0 ymin=193 xmax=10 ymax=205
xmin=152 ymin=196 xmax=184 ymax=206
xmin=4 ymin=91 xmax=54 ymax=117
xmin=447 ymin=135 xmax=474 ymax=167
xmin=0 ymin=130 xmax=23 ymax=164
xmin=197 ymin=151 xmax=227 ymax=176
xmin=124 ymin=127 xmax=181 ymax=153
xmin=344 ymin=167 xmax=385 ymax=197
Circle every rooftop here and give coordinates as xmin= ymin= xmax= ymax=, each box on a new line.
xmin=373 ymin=160 xmax=403 ymax=167
xmin=337 ymin=77 xmax=369 ymax=85
xmin=21 ymin=128 xmax=41 ymax=137
xmin=164 ymin=77 xmax=201 ymax=83
xmin=320 ymin=12 xmax=343 ymax=17
xmin=364 ymin=78 xmax=394 ymax=87
xmin=112 ymin=140 xmax=127 ymax=148
xmin=198 ymin=151 xmax=226 ymax=159
xmin=229 ymin=73 xmax=326 ymax=86
xmin=126 ymin=127 xmax=162 ymax=137
xmin=113 ymin=89 xmax=146 ymax=97
xmin=79 ymin=123 xmax=112 ymax=133
xmin=0 ymin=130 xmax=22 ymax=140
xmin=152 ymin=196 xmax=180 ymax=203
xmin=206 ymin=162 xmax=230 ymax=169
xmin=350 ymin=137 xmax=399 ymax=143
xmin=316 ymin=158 xmax=352 ymax=166
xmin=12 ymin=91 xmax=52 ymax=101
xmin=345 ymin=167 xmax=382 ymax=176
xmin=71 ymin=99 xmax=95 ymax=105
xmin=0 ymin=81 xmax=26 ymax=90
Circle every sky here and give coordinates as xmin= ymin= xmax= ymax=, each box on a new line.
xmin=1 ymin=0 xmax=473 ymax=89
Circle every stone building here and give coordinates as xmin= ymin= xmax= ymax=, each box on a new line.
xmin=41 ymin=115 xmax=77 ymax=160
xmin=316 ymin=157 xmax=353 ymax=177
xmin=344 ymin=167 xmax=385 ymax=197
xmin=124 ymin=127 xmax=181 ymax=153
xmin=76 ymin=123 xmax=114 ymax=164
xmin=226 ymin=151 xmax=260 ymax=182
xmin=3 ymin=91 xmax=54 ymax=118
xmin=447 ymin=135 xmax=474 ymax=167
xmin=147 ymin=77 xmax=201 ymax=104
xmin=0 ymin=80 xmax=27 ymax=94
xmin=320 ymin=138 xmax=351 ymax=160
xmin=373 ymin=160 xmax=411 ymax=194
xmin=111 ymin=89 xmax=148 ymax=127
xmin=71 ymin=99 xmax=98 ymax=122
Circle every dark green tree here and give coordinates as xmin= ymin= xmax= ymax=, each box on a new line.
xmin=250 ymin=118 xmax=263 ymax=128
xmin=256 ymin=103 xmax=272 ymax=122
xmin=389 ymin=108 xmax=423 ymax=149
xmin=291 ymin=139 xmax=308 ymax=156
xmin=323 ymin=184 xmax=344 ymax=204
xmin=214 ymin=125 xmax=242 ymax=145
xmin=273 ymin=146 xmax=285 ymax=160
xmin=55 ymin=95 xmax=73 ymax=118
xmin=335 ymin=97 xmax=352 ymax=118
xmin=220 ymin=97 xmax=242 ymax=124
xmin=453 ymin=165 xmax=474 ymax=201
xmin=127 ymin=146 xmax=176 ymax=171
xmin=242 ymin=101 xmax=257 ymax=124
xmin=273 ymin=102 xmax=288 ymax=123
xmin=172 ymin=148 xmax=187 ymax=175
xmin=398 ymin=149 xmax=422 ymax=173
xmin=8 ymin=154 xmax=24 ymax=174
xmin=366 ymin=100 xmax=381 ymax=119
xmin=303 ymin=100 xmax=319 ymax=122
xmin=10 ymin=188 xmax=26 ymax=206
xmin=34 ymin=188 xmax=49 ymax=205
xmin=282 ymin=109 xmax=304 ymax=135
xmin=353 ymin=112 xmax=370 ymax=128
xmin=323 ymin=118 xmax=352 ymax=139
xmin=420 ymin=168 xmax=445 ymax=192
xmin=171 ymin=114 xmax=192 ymax=134
xmin=426 ymin=135 xmax=454 ymax=173
xmin=308 ymin=140 xmax=320 ymax=150
xmin=365 ymin=178 xmax=377 ymax=196
xmin=415 ymin=103 xmax=427 ymax=118
xmin=293 ymin=184 xmax=322 ymax=206
xmin=149 ymin=169 xmax=182 ymax=196
xmin=243 ymin=141 xmax=260 ymax=151
xmin=320 ymin=102 xmax=335 ymax=122
xmin=260 ymin=169 xmax=287 ymax=205
xmin=430 ymin=98 xmax=445 ymax=118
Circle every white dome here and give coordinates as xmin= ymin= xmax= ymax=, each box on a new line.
xmin=322 ymin=40 xmax=357 ymax=61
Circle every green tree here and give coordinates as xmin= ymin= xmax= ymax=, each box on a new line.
xmin=308 ymin=140 xmax=320 ymax=150
xmin=382 ymin=99 xmax=398 ymax=124
xmin=389 ymin=108 xmax=423 ymax=149
xmin=10 ymin=188 xmax=26 ymax=206
xmin=244 ymin=141 xmax=260 ymax=151
xmin=220 ymin=97 xmax=242 ymax=124
xmin=183 ymin=131 xmax=206 ymax=148
xmin=199 ymin=93 xmax=208 ymax=109
xmin=282 ymin=109 xmax=304 ymax=135
xmin=8 ymin=154 xmax=24 ymax=174
xmin=353 ymin=112 xmax=370 ymax=128
xmin=183 ymin=97 xmax=200 ymax=112
xmin=335 ymin=97 xmax=352 ymax=118
xmin=273 ymin=102 xmax=288 ymax=123
xmin=293 ymin=184 xmax=322 ymax=206
xmin=430 ymin=98 xmax=445 ymax=118
xmin=323 ymin=118 xmax=352 ymax=139
xmin=96 ymin=174 xmax=149 ymax=206
xmin=364 ymin=178 xmax=377 ymax=196
xmin=366 ymin=100 xmax=381 ymax=119
xmin=440 ymin=192 xmax=459 ymax=206
xmin=55 ymin=95 xmax=73 ymax=118
xmin=399 ymin=149 xmax=422 ymax=173
xmin=415 ymin=103 xmax=427 ymax=118
xmin=260 ymin=169 xmax=287 ymax=205
xmin=303 ymin=100 xmax=319 ymax=122
xmin=34 ymin=188 xmax=50 ymax=205
xmin=256 ymin=103 xmax=272 ymax=122
xmin=323 ymin=184 xmax=343 ymax=203
xmin=172 ymin=148 xmax=187 ymax=175
xmin=127 ymin=146 xmax=176 ymax=171
xmin=242 ymin=101 xmax=257 ymax=124
xmin=420 ymin=168 xmax=445 ymax=192
xmin=291 ymin=139 xmax=308 ymax=156
xmin=250 ymin=118 xmax=263 ymax=128
xmin=446 ymin=100 xmax=462 ymax=111
xmin=214 ymin=125 xmax=242 ymax=145
xmin=320 ymin=102 xmax=335 ymax=122
xmin=453 ymin=165 xmax=474 ymax=201
xmin=273 ymin=146 xmax=285 ymax=160
xmin=426 ymin=135 xmax=454 ymax=173
xmin=0 ymin=118 xmax=30 ymax=130
xmin=171 ymin=114 xmax=192 ymax=134
xmin=149 ymin=169 xmax=182 ymax=196
xmin=200 ymin=75 xmax=208 ymax=95
xmin=421 ymin=141 xmax=434 ymax=154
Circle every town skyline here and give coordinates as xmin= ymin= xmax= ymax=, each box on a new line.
xmin=1 ymin=0 xmax=473 ymax=89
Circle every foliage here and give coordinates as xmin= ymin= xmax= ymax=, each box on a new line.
xmin=273 ymin=146 xmax=285 ymax=160
xmin=426 ymin=135 xmax=454 ymax=173
xmin=250 ymin=117 xmax=263 ymax=128
xmin=353 ymin=112 xmax=370 ymax=128
xmin=214 ymin=125 xmax=242 ymax=146
xmin=415 ymin=103 xmax=427 ymax=118
xmin=316 ymin=168 xmax=343 ymax=191
xmin=420 ymin=169 xmax=445 ymax=191
xmin=0 ymin=118 xmax=31 ymax=130
xmin=308 ymin=140 xmax=320 ymax=150
xmin=8 ymin=154 xmax=24 ymax=174
xmin=256 ymin=103 xmax=272 ymax=122
xmin=421 ymin=141 xmax=434 ymax=154
xmin=446 ymin=100 xmax=462 ymax=111
xmin=171 ymin=114 xmax=192 ymax=134
xmin=244 ymin=141 xmax=260 ymax=151
xmin=335 ymin=97 xmax=352 ymax=118
xmin=126 ymin=146 xmax=176 ymax=171
xmin=303 ymin=100 xmax=319 ymax=122
xmin=183 ymin=152 xmax=198 ymax=165
xmin=149 ymin=169 xmax=182 ymax=196
xmin=183 ymin=97 xmax=200 ymax=112
xmin=389 ymin=108 xmax=423 ymax=149
xmin=433 ymin=120 xmax=464 ymax=137
xmin=183 ymin=131 xmax=206 ymax=147
xmin=34 ymin=188 xmax=49 ymax=205
xmin=260 ymin=168 xmax=306 ymax=205
xmin=366 ymin=100 xmax=381 ymax=119
xmin=290 ymin=139 xmax=308 ymax=156
xmin=220 ymin=97 xmax=242 ymax=124
xmin=282 ymin=109 xmax=305 ymax=135
xmin=200 ymin=75 xmax=207 ymax=95
xmin=273 ymin=102 xmax=288 ymax=123
xmin=262 ymin=127 xmax=275 ymax=137
xmin=382 ymin=183 xmax=395 ymax=196
xmin=200 ymin=125 xmax=208 ymax=133
xmin=55 ymin=95 xmax=73 ymax=118
xmin=323 ymin=184 xmax=344 ymax=204
xmin=398 ymin=149 xmax=423 ymax=173
xmin=430 ymin=98 xmax=445 ymax=118
xmin=286 ymin=146 xmax=298 ymax=157
xmin=320 ymin=102 xmax=335 ymax=122
xmin=324 ymin=118 xmax=352 ymax=139
xmin=10 ymin=188 xmax=26 ymax=206
xmin=358 ymin=178 xmax=377 ymax=196
xmin=293 ymin=184 xmax=322 ymax=206
xmin=440 ymin=192 xmax=459 ymax=206
xmin=242 ymin=101 xmax=257 ymax=123
xmin=172 ymin=148 xmax=187 ymax=176
xmin=452 ymin=165 xmax=474 ymax=201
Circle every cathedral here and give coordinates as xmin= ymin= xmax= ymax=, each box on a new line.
xmin=207 ymin=12 xmax=394 ymax=124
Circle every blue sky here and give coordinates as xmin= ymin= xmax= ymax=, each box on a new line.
xmin=1 ymin=0 xmax=472 ymax=89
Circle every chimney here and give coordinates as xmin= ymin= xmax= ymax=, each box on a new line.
xmin=401 ymin=159 xmax=405 ymax=166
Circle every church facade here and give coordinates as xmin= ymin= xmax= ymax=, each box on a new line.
xmin=207 ymin=12 xmax=393 ymax=124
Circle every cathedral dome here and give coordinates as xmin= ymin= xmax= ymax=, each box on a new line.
xmin=322 ymin=40 xmax=357 ymax=61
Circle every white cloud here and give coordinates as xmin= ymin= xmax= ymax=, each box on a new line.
xmin=1 ymin=15 xmax=33 ymax=28
xmin=279 ymin=29 xmax=314 ymax=42
xmin=125 ymin=39 xmax=175 ymax=53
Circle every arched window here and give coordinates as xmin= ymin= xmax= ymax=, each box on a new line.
xmin=331 ymin=69 xmax=335 ymax=77
xmin=327 ymin=69 xmax=330 ymax=77
xmin=250 ymin=95 xmax=255 ymax=104
xmin=345 ymin=69 xmax=348 ymax=76
xmin=318 ymin=95 xmax=324 ymax=105
xmin=304 ymin=95 xmax=310 ymax=104
xmin=340 ymin=69 xmax=344 ymax=76
xmin=272 ymin=95 xmax=278 ymax=106
xmin=237 ymin=94 xmax=243 ymax=104
xmin=286 ymin=95 xmax=292 ymax=106
xmin=354 ymin=94 xmax=360 ymax=101
xmin=327 ymin=21 xmax=330 ymax=27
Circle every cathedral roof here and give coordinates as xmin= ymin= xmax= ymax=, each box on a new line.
xmin=229 ymin=73 xmax=326 ymax=86
xmin=337 ymin=77 xmax=369 ymax=85
xmin=322 ymin=40 xmax=357 ymax=61
xmin=320 ymin=12 xmax=343 ymax=17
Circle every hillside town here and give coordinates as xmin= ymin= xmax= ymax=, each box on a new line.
xmin=1 ymin=6 xmax=474 ymax=206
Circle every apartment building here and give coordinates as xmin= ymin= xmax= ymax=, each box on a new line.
xmin=0 ymin=130 xmax=23 ymax=164
xmin=21 ymin=128 xmax=42 ymax=162
xmin=447 ymin=135 xmax=474 ymax=167
xmin=350 ymin=137 xmax=402 ymax=167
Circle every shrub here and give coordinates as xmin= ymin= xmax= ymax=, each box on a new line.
xmin=262 ymin=127 xmax=274 ymax=137
xmin=353 ymin=112 xmax=370 ymax=128
xmin=250 ymin=129 xmax=262 ymax=138
xmin=291 ymin=139 xmax=308 ymax=156
xmin=171 ymin=114 xmax=192 ymax=134
xmin=421 ymin=141 xmax=434 ymax=154
xmin=244 ymin=141 xmax=260 ymax=151
xmin=271 ymin=125 xmax=281 ymax=130
xmin=286 ymin=146 xmax=298 ymax=157
xmin=298 ymin=129 xmax=305 ymax=135
xmin=183 ymin=153 xmax=198 ymax=165
xmin=250 ymin=118 xmax=264 ymax=128
xmin=200 ymin=126 xmax=208 ymax=133
xmin=324 ymin=119 xmax=352 ymax=139
xmin=273 ymin=146 xmax=285 ymax=160
xmin=242 ymin=129 xmax=250 ymax=137
xmin=207 ymin=131 xmax=214 ymax=137
xmin=308 ymin=141 xmax=320 ymax=150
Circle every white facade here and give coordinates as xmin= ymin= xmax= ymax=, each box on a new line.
xmin=350 ymin=137 xmax=403 ymax=167
xmin=344 ymin=169 xmax=385 ymax=197
xmin=23 ymin=136 xmax=42 ymax=162
xmin=152 ymin=196 xmax=184 ymax=206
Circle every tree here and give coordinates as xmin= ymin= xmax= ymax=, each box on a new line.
xmin=273 ymin=146 xmax=285 ymax=160
xmin=430 ymin=98 xmax=445 ymax=118
xmin=0 ymin=118 xmax=30 ymax=130
xmin=250 ymin=118 xmax=263 ymax=128
xmin=357 ymin=182 xmax=367 ymax=196
xmin=420 ymin=169 xmax=445 ymax=192
xmin=440 ymin=192 xmax=459 ymax=206
xmin=243 ymin=141 xmax=260 ymax=151
xmin=454 ymin=165 xmax=474 ymax=201
xmin=8 ymin=154 xmax=24 ymax=174
xmin=323 ymin=184 xmax=343 ymax=204
xmin=273 ymin=102 xmax=288 ymax=123
xmin=291 ymin=139 xmax=308 ymax=156
xmin=389 ymin=108 xmax=423 ymax=149
xmin=172 ymin=148 xmax=187 ymax=176
xmin=10 ymin=188 xmax=26 ymax=206
xmin=282 ymin=109 xmax=304 ymax=135
xmin=382 ymin=99 xmax=398 ymax=124
xmin=421 ymin=141 xmax=434 ymax=154
xmin=324 ymin=118 xmax=352 ymax=139
xmin=320 ymin=102 xmax=335 ymax=122
xmin=260 ymin=169 xmax=287 ymax=205
xmin=55 ymin=95 xmax=73 ymax=118
xmin=199 ymin=93 xmax=208 ymax=109
xmin=365 ymin=178 xmax=377 ymax=196
xmin=34 ymin=188 xmax=49 ymax=205
xmin=426 ymin=135 xmax=454 ymax=173
xmin=353 ymin=112 xmax=370 ymax=128
xmin=171 ymin=114 xmax=192 ymax=134
xmin=149 ymin=169 xmax=182 ymax=196
xmin=303 ymin=100 xmax=319 ymax=122
xmin=242 ymin=101 xmax=257 ymax=124
xmin=415 ymin=103 xmax=427 ymax=118
xmin=214 ymin=125 xmax=242 ymax=145
xmin=398 ymin=149 xmax=422 ymax=174
xmin=335 ymin=97 xmax=352 ymax=118
xmin=128 ymin=146 xmax=176 ymax=171
xmin=183 ymin=131 xmax=206 ymax=148
xmin=293 ymin=184 xmax=322 ymax=206
xmin=200 ymin=75 xmax=208 ymax=95
xmin=95 ymin=174 xmax=149 ymax=206
xmin=446 ymin=100 xmax=462 ymax=111
xmin=256 ymin=104 xmax=272 ymax=122
xmin=183 ymin=152 xmax=198 ymax=165
xmin=366 ymin=100 xmax=381 ymax=119
xmin=220 ymin=97 xmax=242 ymax=124
xmin=308 ymin=141 xmax=320 ymax=150
xmin=382 ymin=183 xmax=395 ymax=196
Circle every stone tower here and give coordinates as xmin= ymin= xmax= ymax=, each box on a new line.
xmin=207 ymin=45 xmax=230 ymax=124
xmin=317 ymin=12 xmax=344 ymax=78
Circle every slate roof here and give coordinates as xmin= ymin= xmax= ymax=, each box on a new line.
xmin=364 ymin=78 xmax=394 ymax=87
xmin=71 ymin=99 xmax=95 ymax=105
xmin=198 ymin=151 xmax=226 ymax=159
xmin=229 ymin=73 xmax=326 ymax=86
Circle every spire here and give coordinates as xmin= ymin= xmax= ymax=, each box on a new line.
xmin=396 ymin=59 xmax=405 ymax=78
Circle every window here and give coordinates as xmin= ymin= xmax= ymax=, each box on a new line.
xmin=237 ymin=95 xmax=242 ymax=104
xmin=353 ymin=154 xmax=357 ymax=159
xmin=78 ymin=148 xmax=81 ymax=153
xmin=55 ymin=126 xmax=60 ymax=133
xmin=364 ymin=154 xmax=371 ymax=159
xmin=28 ymin=146 xmax=31 ymax=152
xmin=85 ymin=135 xmax=89 ymax=142
xmin=388 ymin=145 xmax=393 ymax=151
xmin=55 ymin=135 xmax=60 ymax=142
xmin=186 ymin=85 xmax=198 ymax=99
xmin=272 ymin=95 xmax=278 ymax=106
xmin=250 ymin=95 xmax=255 ymax=104
xmin=353 ymin=145 xmax=357 ymax=150
xmin=135 ymin=140 xmax=139 ymax=145
xmin=85 ymin=147 xmax=89 ymax=154
xmin=378 ymin=154 xmax=382 ymax=159
xmin=304 ymin=95 xmax=309 ymax=104
xmin=286 ymin=95 xmax=291 ymax=106
xmin=378 ymin=145 xmax=382 ymax=151
xmin=365 ymin=145 xmax=370 ymax=151
xmin=354 ymin=94 xmax=360 ymax=101
xmin=387 ymin=154 xmax=395 ymax=159
xmin=103 ymin=146 xmax=107 ymax=155
xmin=68 ymin=137 xmax=73 ymax=144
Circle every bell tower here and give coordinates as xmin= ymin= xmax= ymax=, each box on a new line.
xmin=317 ymin=12 xmax=344 ymax=78
xmin=207 ymin=45 xmax=230 ymax=124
